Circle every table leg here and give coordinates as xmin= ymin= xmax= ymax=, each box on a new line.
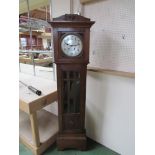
xmin=30 ymin=112 xmax=40 ymax=147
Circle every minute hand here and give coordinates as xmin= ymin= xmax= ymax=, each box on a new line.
xmin=65 ymin=42 xmax=79 ymax=46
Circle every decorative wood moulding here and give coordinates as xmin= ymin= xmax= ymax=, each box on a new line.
xmin=49 ymin=14 xmax=94 ymax=28
xmin=53 ymin=14 xmax=90 ymax=21
xmin=87 ymin=66 xmax=135 ymax=78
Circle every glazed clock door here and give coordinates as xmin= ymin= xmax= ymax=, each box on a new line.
xmin=62 ymin=70 xmax=80 ymax=114
xmin=58 ymin=65 xmax=86 ymax=133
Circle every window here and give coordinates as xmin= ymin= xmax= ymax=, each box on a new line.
xmin=20 ymin=38 xmax=27 ymax=47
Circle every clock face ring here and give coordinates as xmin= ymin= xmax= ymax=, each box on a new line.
xmin=61 ymin=34 xmax=83 ymax=57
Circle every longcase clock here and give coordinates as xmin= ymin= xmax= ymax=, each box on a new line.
xmin=50 ymin=14 xmax=94 ymax=150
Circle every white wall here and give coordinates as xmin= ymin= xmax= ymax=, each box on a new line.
xmin=72 ymin=0 xmax=83 ymax=15
xmin=51 ymin=0 xmax=71 ymax=18
xmin=82 ymin=1 xmax=135 ymax=153
xmin=86 ymin=71 xmax=135 ymax=155
xmin=84 ymin=0 xmax=135 ymax=73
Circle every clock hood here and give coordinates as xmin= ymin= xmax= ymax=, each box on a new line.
xmin=49 ymin=14 xmax=95 ymax=28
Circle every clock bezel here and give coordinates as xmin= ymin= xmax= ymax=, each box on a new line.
xmin=60 ymin=33 xmax=84 ymax=58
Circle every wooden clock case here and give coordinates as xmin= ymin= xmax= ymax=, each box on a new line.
xmin=49 ymin=14 xmax=94 ymax=150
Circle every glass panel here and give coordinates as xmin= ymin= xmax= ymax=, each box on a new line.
xmin=63 ymin=71 xmax=80 ymax=113
xmin=20 ymin=38 xmax=27 ymax=47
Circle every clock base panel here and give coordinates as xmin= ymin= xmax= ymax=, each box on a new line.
xmin=57 ymin=133 xmax=87 ymax=151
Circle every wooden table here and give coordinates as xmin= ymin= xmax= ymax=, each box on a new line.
xmin=19 ymin=73 xmax=58 ymax=155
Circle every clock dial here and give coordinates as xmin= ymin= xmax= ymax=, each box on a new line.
xmin=61 ymin=34 xmax=83 ymax=57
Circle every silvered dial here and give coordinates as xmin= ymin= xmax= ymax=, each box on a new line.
xmin=61 ymin=34 xmax=83 ymax=57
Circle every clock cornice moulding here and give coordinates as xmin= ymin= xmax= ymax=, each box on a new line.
xmin=49 ymin=14 xmax=95 ymax=28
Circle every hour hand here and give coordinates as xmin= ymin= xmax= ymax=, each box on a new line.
xmin=64 ymin=42 xmax=70 ymax=46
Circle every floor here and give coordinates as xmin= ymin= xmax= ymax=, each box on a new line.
xmin=19 ymin=139 xmax=119 ymax=155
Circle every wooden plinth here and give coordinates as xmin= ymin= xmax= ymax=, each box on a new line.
xmin=57 ymin=133 xmax=87 ymax=151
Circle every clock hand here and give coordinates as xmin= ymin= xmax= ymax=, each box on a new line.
xmin=70 ymin=44 xmax=79 ymax=46
xmin=64 ymin=42 xmax=70 ymax=46
xmin=64 ymin=41 xmax=79 ymax=46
